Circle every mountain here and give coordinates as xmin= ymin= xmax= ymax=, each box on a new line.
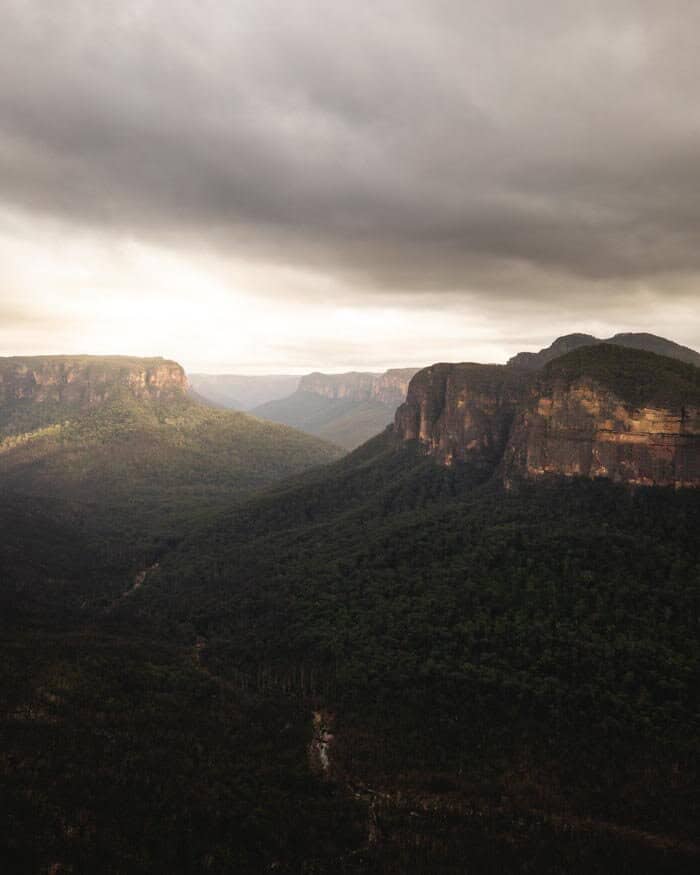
xmin=508 ymin=331 xmax=700 ymax=369
xmin=188 ymin=373 xmax=301 ymax=410
xmin=133 ymin=343 xmax=699 ymax=870
xmin=0 ymin=355 xmax=342 ymax=599
xmin=396 ymin=345 xmax=700 ymax=487
xmin=297 ymin=369 xmax=418 ymax=405
xmin=2 ymin=345 xmax=699 ymax=872
xmin=0 ymin=355 xmax=188 ymax=434
xmin=252 ymin=367 xmax=419 ymax=450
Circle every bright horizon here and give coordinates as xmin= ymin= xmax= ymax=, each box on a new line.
xmin=2 ymin=3 xmax=700 ymax=374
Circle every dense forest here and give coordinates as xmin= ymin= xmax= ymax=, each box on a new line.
xmin=1 ymin=350 xmax=699 ymax=872
xmin=0 ymin=385 xmax=342 ymax=589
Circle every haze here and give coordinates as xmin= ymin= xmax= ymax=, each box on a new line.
xmin=1 ymin=1 xmax=699 ymax=373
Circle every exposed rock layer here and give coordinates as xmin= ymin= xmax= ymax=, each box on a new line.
xmin=395 ymin=347 xmax=700 ymax=487
xmin=504 ymin=381 xmax=700 ymax=487
xmin=299 ymin=368 xmax=419 ymax=406
xmin=394 ymin=363 xmax=526 ymax=467
xmin=0 ymin=356 xmax=188 ymax=407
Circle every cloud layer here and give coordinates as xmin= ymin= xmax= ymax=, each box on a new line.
xmin=1 ymin=1 xmax=699 ymax=368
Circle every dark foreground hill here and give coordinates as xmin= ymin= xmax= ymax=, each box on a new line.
xmin=0 ymin=355 xmax=342 ymax=605
xmin=1 ymin=346 xmax=698 ymax=873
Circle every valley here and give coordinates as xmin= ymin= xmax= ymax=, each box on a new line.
xmin=1 ymin=341 xmax=698 ymax=873
xmin=5 ymin=6 xmax=700 ymax=871
xmin=218 ymin=368 xmax=418 ymax=450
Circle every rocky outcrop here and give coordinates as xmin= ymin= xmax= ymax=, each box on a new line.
xmin=395 ymin=346 xmax=700 ymax=487
xmin=299 ymin=368 xmax=419 ymax=406
xmin=395 ymin=363 xmax=527 ymax=467
xmin=0 ymin=356 xmax=188 ymax=408
xmin=504 ymin=381 xmax=700 ymax=487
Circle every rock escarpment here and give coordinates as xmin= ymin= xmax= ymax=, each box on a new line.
xmin=395 ymin=363 xmax=526 ymax=467
xmin=299 ymin=368 xmax=419 ymax=406
xmin=395 ymin=346 xmax=700 ymax=487
xmin=0 ymin=356 xmax=188 ymax=408
xmin=504 ymin=381 xmax=700 ymax=488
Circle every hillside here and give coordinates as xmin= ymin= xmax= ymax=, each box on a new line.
xmin=1 ymin=346 xmax=698 ymax=872
xmin=253 ymin=368 xmax=419 ymax=450
xmin=0 ymin=355 xmax=342 ymax=602
xmin=136 ymin=394 xmax=699 ymax=870
xmin=508 ymin=331 xmax=700 ymax=370
xmin=540 ymin=342 xmax=700 ymax=406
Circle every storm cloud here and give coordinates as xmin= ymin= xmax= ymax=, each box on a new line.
xmin=1 ymin=1 xmax=699 ymax=367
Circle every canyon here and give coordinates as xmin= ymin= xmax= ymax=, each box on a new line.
xmin=251 ymin=367 xmax=420 ymax=450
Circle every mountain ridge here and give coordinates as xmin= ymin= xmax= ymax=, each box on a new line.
xmin=508 ymin=331 xmax=700 ymax=369
xmin=396 ymin=344 xmax=700 ymax=487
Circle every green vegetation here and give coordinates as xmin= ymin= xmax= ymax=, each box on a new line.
xmin=543 ymin=344 xmax=700 ymax=407
xmin=1 ymin=348 xmax=699 ymax=872
xmin=253 ymin=391 xmax=398 ymax=450
xmin=0 ymin=385 xmax=343 ymax=607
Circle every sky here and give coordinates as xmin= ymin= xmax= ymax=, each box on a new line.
xmin=1 ymin=1 xmax=699 ymax=374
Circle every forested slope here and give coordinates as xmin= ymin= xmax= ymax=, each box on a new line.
xmin=1 ymin=350 xmax=698 ymax=872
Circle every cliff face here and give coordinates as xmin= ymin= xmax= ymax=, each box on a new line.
xmin=372 ymin=369 xmax=420 ymax=405
xmin=395 ymin=347 xmax=700 ymax=487
xmin=395 ymin=363 xmax=527 ymax=466
xmin=504 ymin=381 xmax=700 ymax=487
xmin=0 ymin=356 xmax=188 ymax=408
xmin=299 ymin=368 xmax=418 ymax=406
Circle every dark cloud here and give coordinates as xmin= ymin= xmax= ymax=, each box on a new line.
xmin=1 ymin=0 xmax=700 ymax=306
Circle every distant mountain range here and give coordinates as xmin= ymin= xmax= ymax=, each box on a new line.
xmin=189 ymin=333 xmax=700 ymax=452
xmin=187 ymin=373 xmax=301 ymax=410
xmin=192 ymin=367 xmax=421 ymax=450
xmin=251 ymin=368 xmax=419 ymax=450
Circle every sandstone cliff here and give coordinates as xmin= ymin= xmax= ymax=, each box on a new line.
xmin=504 ymin=380 xmax=700 ymax=487
xmin=394 ymin=363 xmax=526 ymax=467
xmin=0 ymin=356 xmax=187 ymax=421
xmin=0 ymin=355 xmax=188 ymax=409
xmin=299 ymin=368 xmax=418 ymax=406
xmin=395 ymin=346 xmax=700 ymax=487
